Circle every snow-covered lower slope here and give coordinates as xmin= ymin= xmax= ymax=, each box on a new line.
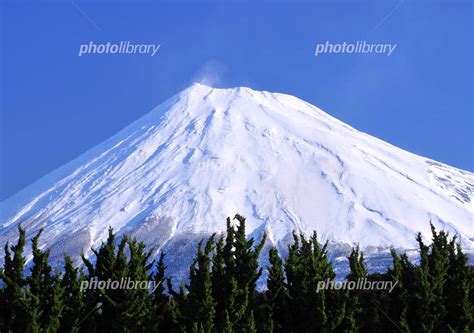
xmin=1 ymin=83 xmax=473 ymax=276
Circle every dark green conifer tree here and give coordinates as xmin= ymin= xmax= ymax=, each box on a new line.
xmin=186 ymin=235 xmax=216 ymax=332
xmin=284 ymin=232 xmax=344 ymax=332
xmin=340 ymin=245 xmax=367 ymax=332
xmin=265 ymin=247 xmax=287 ymax=332
xmin=445 ymin=240 xmax=474 ymax=331
xmin=413 ymin=232 xmax=437 ymax=332
xmin=149 ymin=252 xmax=176 ymax=331
xmin=1 ymin=217 xmax=473 ymax=332
xmin=211 ymin=236 xmax=228 ymax=332
xmin=59 ymin=255 xmax=84 ymax=332
xmin=232 ymin=214 xmax=266 ymax=331
xmin=243 ymin=309 xmax=257 ymax=333
xmin=121 ymin=238 xmax=154 ymax=331
xmin=386 ymin=249 xmax=412 ymax=331
xmin=167 ymin=278 xmax=187 ymax=332
xmin=0 ymin=225 xmax=39 ymax=332
xmin=28 ymin=229 xmax=63 ymax=332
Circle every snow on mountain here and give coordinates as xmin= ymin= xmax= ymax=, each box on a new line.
xmin=1 ymin=83 xmax=473 ymax=277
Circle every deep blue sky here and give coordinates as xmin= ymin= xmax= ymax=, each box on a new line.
xmin=1 ymin=0 xmax=473 ymax=200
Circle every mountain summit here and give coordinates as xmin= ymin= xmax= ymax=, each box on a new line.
xmin=1 ymin=83 xmax=473 ymax=271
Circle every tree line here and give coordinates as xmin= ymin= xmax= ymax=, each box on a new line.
xmin=0 ymin=214 xmax=473 ymax=332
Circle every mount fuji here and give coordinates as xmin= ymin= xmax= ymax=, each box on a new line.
xmin=1 ymin=83 xmax=473 ymax=279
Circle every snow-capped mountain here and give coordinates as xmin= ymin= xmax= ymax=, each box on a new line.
xmin=1 ymin=83 xmax=473 ymax=278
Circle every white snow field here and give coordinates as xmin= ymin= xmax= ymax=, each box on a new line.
xmin=1 ymin=83 xmax=473 ymax=278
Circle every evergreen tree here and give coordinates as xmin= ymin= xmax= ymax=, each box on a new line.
xmin=167 ymin=278 xmax=187 ymax=332
xmin=186 ymin=235 xmax=216 ymax=332
xmin=149 ymin=252 xmax=175 ymax=331
xmin=0 ymin=225 xmax=39 ymax=332
xmin=28 ymin=229 xmax=63 ymax=332
xmin=339 ymin=245 xmax=367 ymax=332
xmin=284 ymin=231 xmax=345 ymax=332
xmin=222 ymin=309 xmax=233 ymax=333
xmin=211 ymin=236 xmax=228 ymax=332
xmin=445 ymin=241 xmax=474 ymax=331
xmin=121 ymin=238 xmax=154 ymax=331
xmin=233 ymin=214 xmax=265 ymax=293
xmin=243 ymin=310 xmax=257 ymax=333
xmin=427 ymin=224 xmax=449 ymax=331
xmin=265 ymin=247 xmax=287 ymax=332
xmin=0 ymin=217 xmax=473 ymax=332
xmin=386 ymin=249 xmax=412 ymax=332
xmin=80 ymin=227 xmax=119 ymax=331
xmin=59 ymin=256 xmax=84 ymax=333
xmin=232 ymin=214 xmax=266 ymax=331
xmin=210 ymin=215 xmax=266 ymax=332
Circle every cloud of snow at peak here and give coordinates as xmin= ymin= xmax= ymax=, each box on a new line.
xmin=192 ymin=60 xmax=228 ymax=87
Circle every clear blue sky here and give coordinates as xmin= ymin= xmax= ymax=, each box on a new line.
xmin=1 ymin=0 xmax=473 ymax=200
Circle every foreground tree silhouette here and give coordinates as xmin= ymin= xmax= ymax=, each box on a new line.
xmin=148 ymin=252 xmax=178 ymax=331
xmin=265 ymin=247 xmax=287 ymax=332
xmin=28 ymin=229 xmax=63 ymax=332
xmin=80 ymin=228 xmax=155 ymax=332
xmin=59 ymin=255 xmax=84 ymax=332
xmin=284 ymin=232 xmax=346 ymax=332
xmin=176 ymin=236 xmax=216 ymax=332
xmin=0 ymin=216 xmax=473 ymax=332
xmin=0 ymin=225 xmax=39 ymax=332
xmin=339 ymin=245 xmax=367 ymax=332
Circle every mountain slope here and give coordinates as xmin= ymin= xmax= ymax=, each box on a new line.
xmin=1 ymin=83 xmax=473 ymax=271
